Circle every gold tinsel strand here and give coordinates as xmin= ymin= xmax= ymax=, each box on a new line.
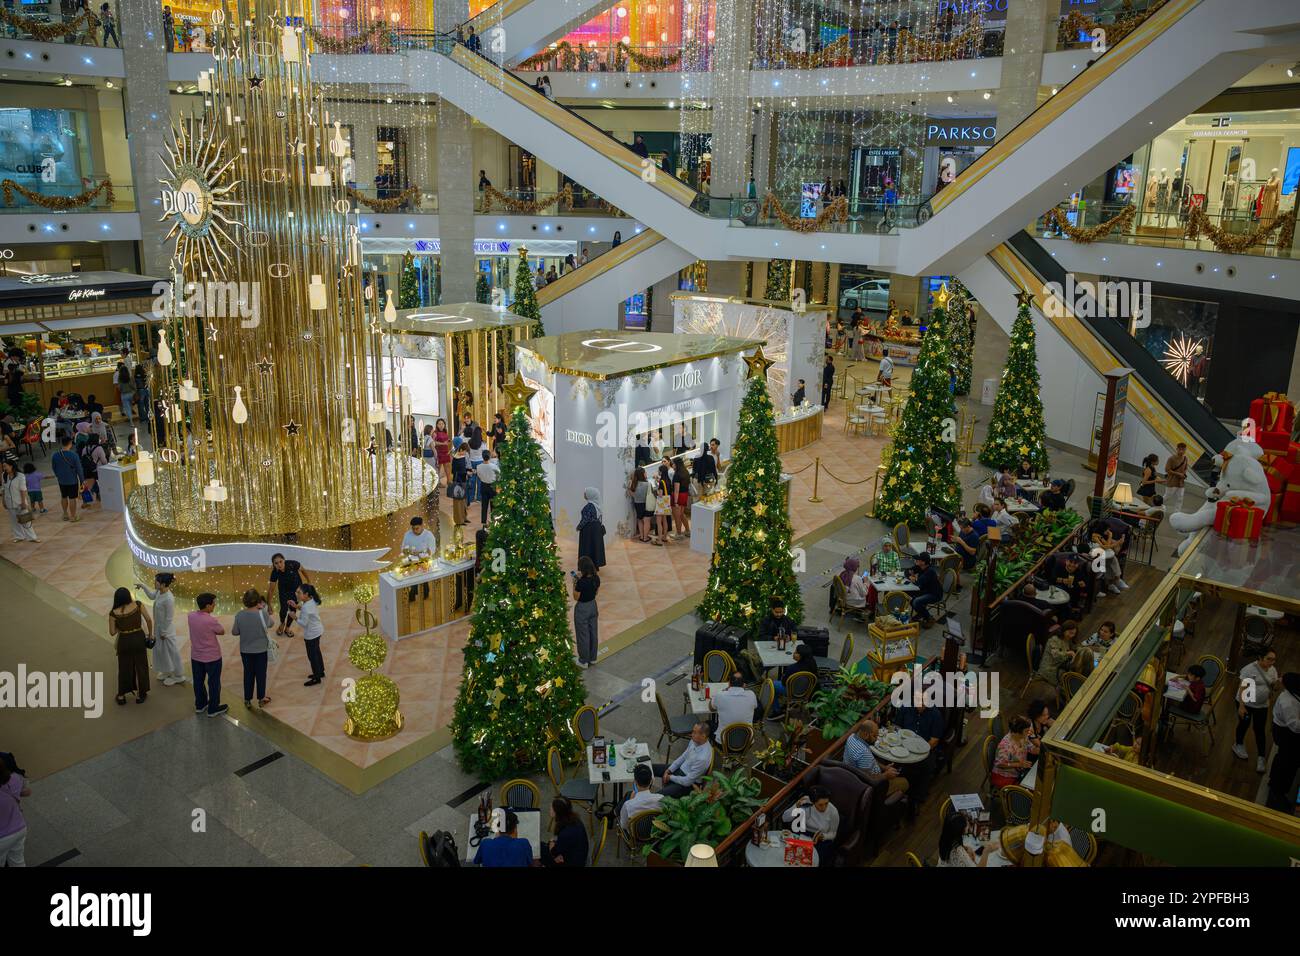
xmin=2 ymin=177 xmax=113 ymax=210
xmin=884 ymin=15 xmax=984 ymax=65
xmin=0 ymin=9 xmax=97 ymax=41
xmin=1043 ymin=203 xmax=1135 ymax=243
xmin=759 ymin=35 xmax=849 ymax=69
xmin=344 ymin=184 xmax=422 ymax=211
xmin=759 ymin=192 xmax=848 ymax=233
xmin=481 ymin=183 xmax=572 ymax=215
xmin=1184 ymin=205 xmax=1297 ymax=255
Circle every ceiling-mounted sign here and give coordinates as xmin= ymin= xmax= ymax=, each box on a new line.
xmin=924 ymin=120 xmax=998 ymax=146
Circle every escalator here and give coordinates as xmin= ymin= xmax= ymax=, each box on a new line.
xmin=465 ymin=0 xmax=616 ymax=65
xmin=534 ymin=229 xmax=695 ymax=333
xmin=901 ymin=0 xmax=1300 ymax=278
xmin=959 ymin=233 xmax=1231 ymax=481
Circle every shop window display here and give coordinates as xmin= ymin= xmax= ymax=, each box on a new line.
xmin=0 ymin=108 xmax=93 ymax=202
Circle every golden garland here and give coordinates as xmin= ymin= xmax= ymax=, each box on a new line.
xmin=1 ymin=177 xmax=113 ymax=210
xmin=517 ymin=40 xmax=579 ymax=71
xmin=888 ymin=16 xmax=984 ymax=64
xmin=1043 ymin=203 xmax=1135 ymax=243
xmin=307 ymin=22 xmax=390 ymax=54
xmin=761 ymin=35 xmax=850 ymax=69
xmin=0 ymin=9 xmax=97 ymax=41
xmin=614 ymin=41 xmax=683 ymax=71
xmin=1059 ymin=0 xmax=1166 ymax=48
xmin=481 ymin=183 xmax=573 ymax=214
xmin=1183 ymin=205 xmax=1297 ymax=255
xmin=759 ymin=192 xmax=848 ymax=234
xmin=344 ymin=184 xmax=421 ymax=211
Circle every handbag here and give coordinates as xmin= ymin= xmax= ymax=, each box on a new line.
xmin=450 ymin=481 xmax=466 ymax=500
xmin=144 ymin=635 xmax=156 ymax=649
xmin=267 ymin=634 xmax=281 ymax=664
xmin=15 ymin=508 xmax=32 ymax=525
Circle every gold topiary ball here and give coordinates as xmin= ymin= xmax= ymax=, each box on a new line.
xmin=348 ymin=631 xmax=388 ymax=672
xmin=344 ymin=673 xmax=403 ymax=741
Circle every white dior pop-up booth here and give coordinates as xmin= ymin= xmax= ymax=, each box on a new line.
xmin=514 ymin=330 xmax=763 ymax=536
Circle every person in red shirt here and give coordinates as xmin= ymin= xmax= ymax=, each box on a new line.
xmin=1180 ymin=664 xmax=1207 ymax=715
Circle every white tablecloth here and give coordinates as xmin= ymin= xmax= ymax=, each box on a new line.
xmin=464 ymin=808 xmax=541 ymax=862
xmin=753 ymin=640 xmax=798 ymax=668
xmin=687 ymin=682 xmax=730 ymax=715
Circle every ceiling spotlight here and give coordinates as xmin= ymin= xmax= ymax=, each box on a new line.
xmin=1288 ymin=63 xmax=1299 ymax=78
xmin=946 ymin=94 xmax=954 ymax=103
xmin=982 ymin=90 xmax=991 ymax=100
xmin=1050 ymin=86 xmax=1059 ymax=95
xmin=105 ymin=80 xmax=114 ymax=88
xmin=385 ymin=96 xmax=393 ymax=103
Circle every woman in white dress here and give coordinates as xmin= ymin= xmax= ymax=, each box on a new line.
xmin=139 ymin=572 xmax=186 ymax=685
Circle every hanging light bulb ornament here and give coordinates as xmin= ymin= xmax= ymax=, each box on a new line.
xmin=179 ymin=379 xmax=200 ymax=402
xmin=384 ymin=288 xmax=397 ymax=324
xmin=309 ymin=275 xmax=327 ymax=310
xmin=202 ymin=478 xmax=228 ymax=502
xmin=231 ymin=385 xmax=248 ymax=424
xmin=135 ymin=449 xmax=155 ymax=486
xmin=157 ymin=328 xmax=173 ymax=367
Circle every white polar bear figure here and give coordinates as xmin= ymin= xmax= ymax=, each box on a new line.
xmin=1169 ymin=438 xmax=1272 ymax=554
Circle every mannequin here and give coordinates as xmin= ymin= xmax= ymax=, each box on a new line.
xmin=1258 ymin=167 xmax=1281 ymax=226
xmin=1221 ymin=174 xmax=1237 ymax=212
xmin=1143 ymin=168 xmax=1165 ymax=212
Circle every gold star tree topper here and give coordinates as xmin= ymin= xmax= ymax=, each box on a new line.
xmin=502 ymin=373 xmax=538 ymax=412
xmin=935 ymin=282 xmax=950 ymax=308
xmin=1015 ymin=289 xmax=1035 ymax=308
xmin=743 ymin=346 xmax=776 ymax=380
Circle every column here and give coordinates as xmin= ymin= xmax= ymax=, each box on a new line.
xmin=707 ymin=0 xmax=753 ymax=199
xmin=118 ymin=0 xmax=172 ymax=278
xmin=435 ymin=0 xmax=475 ymax=302
xmin=994 ymin=0 xmax=1058 ymax=140
xmin=752 ymin=110 xmax=776 ymax=196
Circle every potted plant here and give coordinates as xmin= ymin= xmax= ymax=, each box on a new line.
xmin=643 ymin=769 xmax=762 ymax=865
xmin=807 ymin=684 xmax=868 ymax=753
xmin=835 ymin=667 xmax=890 ymax=712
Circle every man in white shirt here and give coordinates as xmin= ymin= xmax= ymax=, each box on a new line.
xmin=877 ymin=354 xmax=894 ymax=385
xmin=711 ymin=672 xmax=758 ymax=744
xmin=400 ymin=516 xmax=436 ymax=601
xmin=476 ymin=448 xmax=500 ymax=525
xmin=619 ymin=763 xmax=663 ymax=831
xmin=977 ymin=478 xmax=998 ymax=508
xmin=653 ymin=722 xmax=713 ymax=797
xmin=991 ymin=499 xmax=1019 ymax=528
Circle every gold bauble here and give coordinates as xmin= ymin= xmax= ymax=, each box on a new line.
xmin=344 ymin=673 xmax=402 ymax=741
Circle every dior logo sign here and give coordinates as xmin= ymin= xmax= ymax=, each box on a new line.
xmin=581 ymin=337 xmax=662 ymax=353
xmin=672 ymin=369 xmax=702 ymax=392
xmin=565 ymin=429 xmax=594 ymax=446
xmin=161 ymin=186 xmax=201 ymax=219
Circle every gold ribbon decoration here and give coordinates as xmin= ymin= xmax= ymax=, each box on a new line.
xmin=759 ymin=192 xmax=848 ymax=234
xmin=1043 ymin=204 xmax=1135 ymax=243
xmin=1216 ymin=496 xmax=1261 ymax=538
xmin=481 ymin=183 xmax=572 ymax=215
xmin=1256 ymin=391 xmax=1294 ymax=432
xmin=887 ymin=15 xmax=984 ymax=65
xmin=1 ymin=177 xmax=114 ymax=210
xmin=1058 ymin=0 xmax=1167 ymax=48
xmin=344 ymin=184 xmax=422 ymax=212
xmin=759 ymin=35 xmax=850 ymax=69
xmin=1184 ymin=205 xmax=1297 ymax=255
xmin=307 ymin=22 xmax=390 ymax=54
xmin=0 ymin=9 xmax=97 ymax=41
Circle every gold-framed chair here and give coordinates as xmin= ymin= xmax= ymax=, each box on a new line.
xmin=845 ymin=412 xmax=869 ymax=436
xmin=719 ymin=722 xmax=755 ymax=769
xmin=753 ymin=678 xmax=777 ymax=741
xmin=816 ymin=632 xmax=854 ymax=673
xmin=1165 ymin=682 xmax=1224 ymax=751
xmin=784 ymin=670 xmax=819 ymax=719
xmin=905 ymin=850 xmax=925 ymax=867
xmin=620 ymin=809 xmax=661 ymax=858
xmin=1065 ymin=824 xmax=1098 ymax=864
xmin=892 ymin=522 xmax=911 ymax=552
xmin=655 ymin=693 xmax=696 ymax=759
xmin=1020 ymin=635 xmax=1038 ymax=698
xmin=572 ymin=704 xmax=600 ymax=750
xmin=702 ymin=649 xmax=735 ymax=683
xmin=981 ymin=734 xmax=999 ymax=799
xmin=500 ymin=778 xmax=542 ymax=810
xmin=1059 ymin=670 xmax=1086 ymax=705
xmin=417 ymin=831 xmax=433 ymax=867
xmin=1195 ymin=653 xmax=1226 ymax=692
xmin=546 ymin=746 xmax=598 ymax=824
xmin=883 ymin=590 xmax=910 ymax=618
xmin=830 ymin=575 xmax=868 ymax=622
xmin=1109 ymin=690 xmax=1143 ymax=739
xmin=590 ymin=816 xmax=610 ymax=865
xmin=998 ymin=784 xmax=1034 ymax=825
xmin=937 ymin=796 xmax=954 ymax=829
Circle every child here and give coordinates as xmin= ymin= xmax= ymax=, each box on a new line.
xmin=21 ymin=463 xmax=47 ymax=514
xmin=1180 ymin=664 xmax=1207 ymax=715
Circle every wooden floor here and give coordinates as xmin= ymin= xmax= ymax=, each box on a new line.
xmin=870 ymin=563 xmax=1167 ymax=866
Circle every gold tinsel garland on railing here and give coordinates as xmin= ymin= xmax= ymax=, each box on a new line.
xmin=481 ymin=183 xmax=572 ymax=214
xmin=759 ymin=193 xmax=848 ymax=234
xmin=517 ymin=40 xmax=579 ymax=71
xmin=615 ymin=42 xmax=684 ymax=71
xmin=1058 ymin=0 xmax=1166 ymax=48
xmin=1043 ymin=203 xmax=1135 ymax=243
xmin=308 ymin=22 xmax=390 ymax=54
xmin=1 ymin=177 xmax=113 ymax=210
xmin=1184 ymin=205 xmax=1297 ymax=255
xmin=887 ymin=16 xmax=984 ymax=64
xmin=345 ymin=184 xmax=421 ymax=212
xmin=760 ymin=35 xmax=849 ymax=69
xmin=0 ymin=9 xmax=97 ymax=41
xmin=517 ymin=40 xmax=683 ymax=72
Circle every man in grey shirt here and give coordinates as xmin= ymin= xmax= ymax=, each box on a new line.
xmin=652 ymin=722 xmax=713 ymax=797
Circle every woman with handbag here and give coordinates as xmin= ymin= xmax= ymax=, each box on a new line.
xmin=576 ymin=487 xmax=606 ymax=569
xmin=652 ymin=464 xmax=673 ymax=546
xmin=671 ymin=458 xmax=692 ymax=541
xmin=109 ymin=586 xmax=152 ymax=705
xmin=232 ymin=588 xmax=275 ymax=709
xmin=138 ymin=572 xmax=185 ymax=685
xmin=450 ymin=442 xmax=469 ymax=526
xmin=1 ymin=460 xmax=37 ymax=543
xmin=433 ymin=418 xmax=452 ymax=486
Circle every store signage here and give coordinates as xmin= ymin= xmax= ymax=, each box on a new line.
xmin=67 ymin=288 xmax=106 ymax=301
xmin=18 ymin=273 xmax=82 ymax=284
xmin=580 ymin=338 xmax=662 ymax=353
xmin=413 ymin=240 xmax=513 ymax=255
xmin=123 ymin=511 xmax=392 ymax=572
xmin=565 ymin=429 xmax=594 ymax=446
xmin=924 ymin=121 xmax=997 ymax=146
xmin=672 ymin=368 xmax=702 ymax=392
xmin=1191 ymin=128 xmax=1248 ymax=138
xmin=936 ymin=0 xmax=1008 ymax=19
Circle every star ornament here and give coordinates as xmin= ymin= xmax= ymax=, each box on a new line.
xmin=254 ymin=356 xmax=274 ymax=375
xmin=935 ymin=282 xmax=950 ymax=308
xmin=282 ymin=419 xmax=301 ymax=436
xmin=502 ymin=373 xmax=538 ymax=412
xmin=1014 ymin=290 xmax=1035 ymax=308
xmin=743 ymin=346 xmax=776 ymax=380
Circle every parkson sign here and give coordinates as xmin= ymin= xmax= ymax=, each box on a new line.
xmin=924 ymin=121 xmax=998 ymax=146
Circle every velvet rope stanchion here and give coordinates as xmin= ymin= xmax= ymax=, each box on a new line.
xmin=759 ymin=193 xmax=848 ymax=233
xmin=307 ymin=22 xmax=390 ymax=54
xmin=1 ymin=177 xmax=113 ymax=210
xmin=1043 ymin=204 xmax=1135 ymax=243
xmin=344 ymin=184 xmax=421 ymax=212
xmin=481 ymin=184 xmax=573 ymax=214
xmin=1184 ymin=205 xmax=1297 ymax=255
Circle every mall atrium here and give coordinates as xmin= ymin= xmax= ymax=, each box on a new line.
xmin=0 ymin=0 xmax=1298 ymax=892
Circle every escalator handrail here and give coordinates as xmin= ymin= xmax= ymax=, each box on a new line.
xmin=1007 ymin=229 xmax=1232 ymax=459
xmin=931 ymin=0 xmax=1197 ymax=215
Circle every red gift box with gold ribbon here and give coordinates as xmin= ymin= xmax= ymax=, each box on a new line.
xmin=1214 ymin=497 xmax=1264 ymax=541
xmin=1258 ymin=429 xmax=1291 ymax=453
xmin=1250 ymin=391 xmax=1295 ymax=434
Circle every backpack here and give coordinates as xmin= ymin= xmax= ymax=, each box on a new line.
xmin=420 ymin=830 xmax=461 ymax=867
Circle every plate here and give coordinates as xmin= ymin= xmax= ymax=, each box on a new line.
xmin=889 ymin=745 xmax=910 ymax=759
xmin=898 ymin=729 xmax=917 ymax=739
xmin=905 ymin=737 xmax=930 ymax=754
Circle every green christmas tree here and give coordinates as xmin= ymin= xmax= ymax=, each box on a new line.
xmin=511 ymin=247 xmax=544 ymax=336
xmin=874 ymin=291 xmax=961 ymax=527
xmin=698 ymin=351 xmax=804 ymax=632
xmin=979 ymin=292 xmax=1050 ymax=473
xmin=764 ymin=259 xmax=791 ymax=301
xmin=398 ymin=251 xmax=420 ymax=309
xmin=451 ymin=388 xmax=585 ymax=778
xmin=945 ymin=279 xmax=973 ymax=396
xmin=475 ymin=271 xmax=490 ymax=304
